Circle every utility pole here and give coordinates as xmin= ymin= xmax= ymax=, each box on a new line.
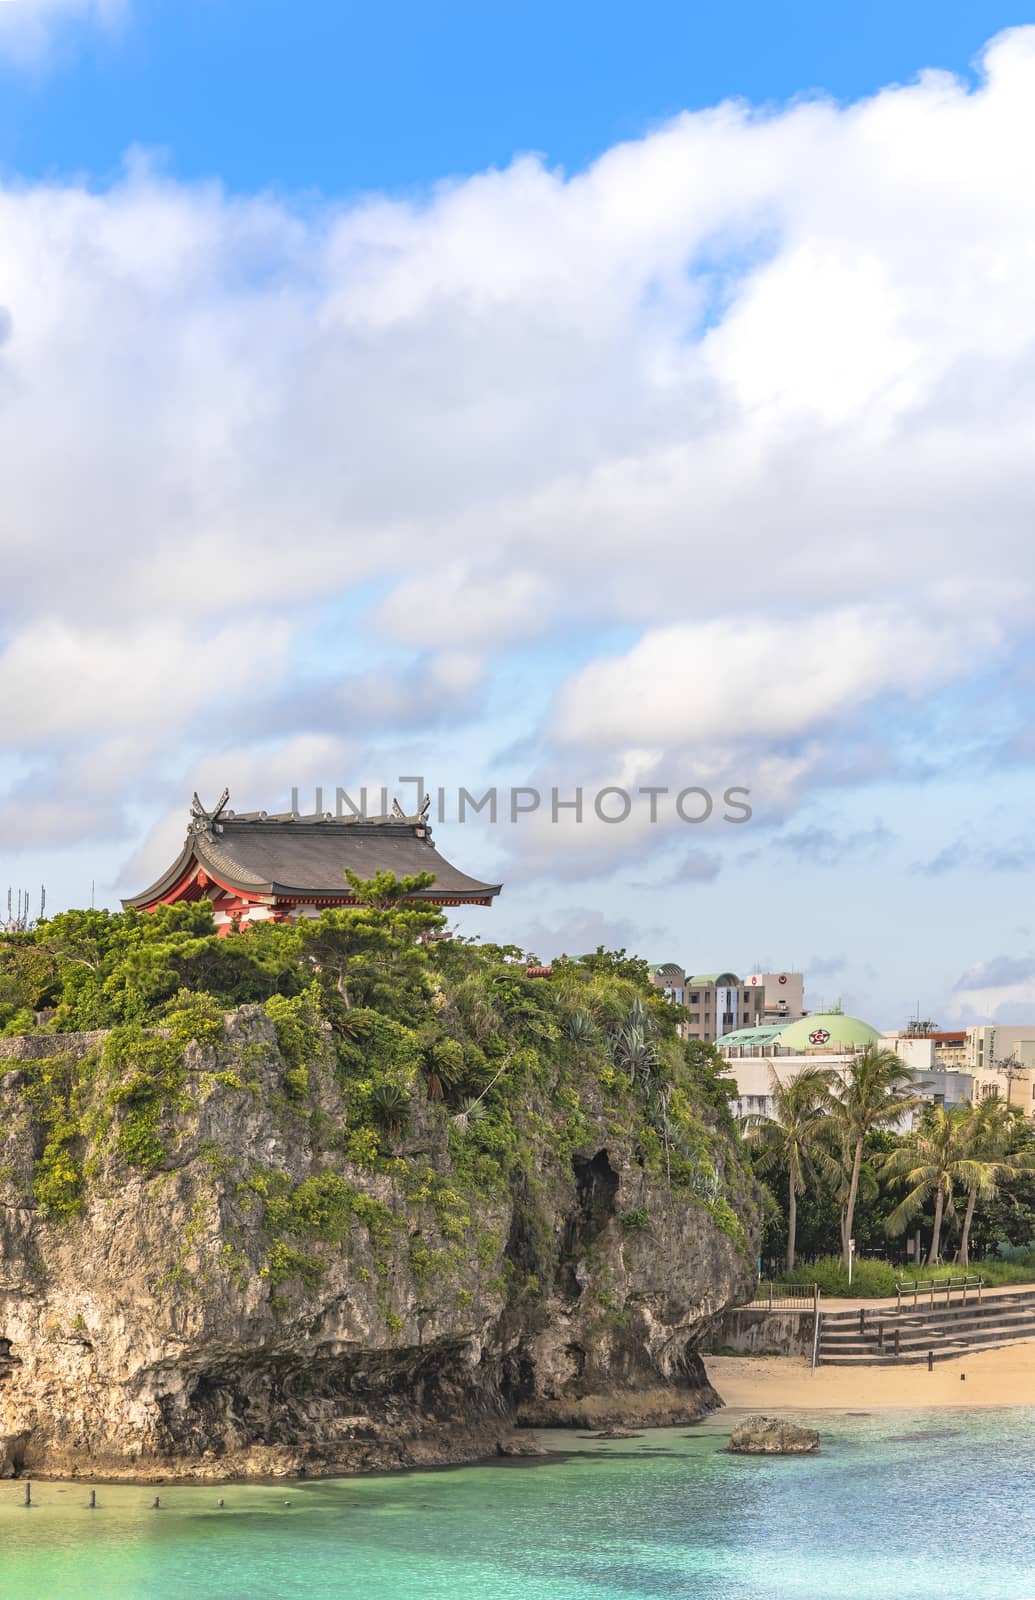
xmin=995 ymin=1052 xmax=1025 ymax=1106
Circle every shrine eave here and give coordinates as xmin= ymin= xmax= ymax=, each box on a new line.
xmin=121 ymin=801 xmax=502 ymax=914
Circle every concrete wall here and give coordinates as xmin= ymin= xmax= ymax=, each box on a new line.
xmin=704 ymin=1306 xmax=815 ymax=1357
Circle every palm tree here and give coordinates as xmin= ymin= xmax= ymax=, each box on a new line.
xmin=826 ymin=1045 xmax=919 ymax=1270
xmin=958 ymin=1098 xmax=1031 ymax=1268
xmin=880 ymin=1104 xmax=989 ymax=1264
xmin=743 ymin=1067 xmax=834 ymax=1272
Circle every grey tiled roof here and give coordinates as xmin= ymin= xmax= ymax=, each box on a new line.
xmin=122 ymin=801 xmax=502 ymax=908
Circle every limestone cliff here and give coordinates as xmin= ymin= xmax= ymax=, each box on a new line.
xmin=0 ymin=1009 xmax=757 ymax=1479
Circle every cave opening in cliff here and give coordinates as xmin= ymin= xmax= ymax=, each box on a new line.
xmin=573 ymin=1150 xmax=619 ymax=1231
xmin=559 ymin=1149 xmax=619 ymax=1295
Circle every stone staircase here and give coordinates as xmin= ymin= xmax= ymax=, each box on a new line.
xmin=818 ymin=1286 xmax=1035 ymax=1365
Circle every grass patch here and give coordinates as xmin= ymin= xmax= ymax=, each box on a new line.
xmin=778 ymin=1255 xmax=1035 ymax=1297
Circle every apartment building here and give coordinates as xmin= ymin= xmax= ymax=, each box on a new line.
xmin=744 ymin=972 xmax=806 ymax=1025
xmin=648 ymin=966 xmax=766 ymax=1042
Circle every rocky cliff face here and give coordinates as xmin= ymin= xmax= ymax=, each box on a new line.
xmin=0 ymin=1009 xmax=757 ymax=1479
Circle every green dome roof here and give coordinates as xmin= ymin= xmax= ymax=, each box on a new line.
xmin=774 ymin=1013 xmax=880 ymax=1052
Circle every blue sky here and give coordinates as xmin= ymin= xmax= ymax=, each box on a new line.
xmin=0 ymin=2 xmax=1020 ymax=193
xmin=2 ymin=0 xmax=1035 ymax=1029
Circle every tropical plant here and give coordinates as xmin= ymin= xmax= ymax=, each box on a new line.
xmin=369 ymin=1081 xmax=410 ymax=1136
xmin=564 ymin=1010 xmax=597 ymax=1045
xmin=610 ymin=998 xmax=659 ymax=1084
xmin=449 ymin=1096 xmax=488 ymax=1134
xmin=743 ymin=1067 xmax=834 ymax=1271
xmin=958 ymin=1098 xmax=1032 ymax=1268
xmin=878 ymin=1104 xmax=992 ymax=1264
xmin=824 ymin=1045 xmax=919 ymax=1270
xmin=419 ymin=1036 xmax=464 ymax=1102
xmin=448 ymin=1058 xmax=511 ymax=1133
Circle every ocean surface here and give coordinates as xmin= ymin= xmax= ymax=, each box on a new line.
xmin=1 ymin=1408 xmax=1031 ymax=1600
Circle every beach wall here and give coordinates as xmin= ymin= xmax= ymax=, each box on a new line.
xmin=705 ymin=1307 xmax=815 ymax=1356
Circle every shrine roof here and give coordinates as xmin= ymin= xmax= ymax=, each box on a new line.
xmin=122 ymin=794 xmax=502 ymax=909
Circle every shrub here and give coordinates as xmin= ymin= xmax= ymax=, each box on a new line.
xmin=780 ymin=1257 xmax=898 ymax=1297
xmin=264 ymin=991 xmax=321 ymax=1071
xmin=995 ymin=1240 xmax=1035 ymax=1264
xmin=163 ymin=989 xmax=225 ymax=1050
xmin=342 ymin=1126 xmax=381 ymax=1168
xmin=104 ymin=1027 xmax=184 ymax=1173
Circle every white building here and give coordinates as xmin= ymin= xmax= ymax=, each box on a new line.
xmin=722 ymin=1012 xmax=974 ymax=1126
xmin=964 ymin=1025 xmax=1035 ymax=1109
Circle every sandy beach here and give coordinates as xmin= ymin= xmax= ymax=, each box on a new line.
xmin=708 ymin=1339 xmax=1035 ymax=1409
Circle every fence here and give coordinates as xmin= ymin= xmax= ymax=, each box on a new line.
xmin=750 ymin=1281 xmax=820 ymax=1311
xmin=893 ymin=1275 xmax=983 ymax=1312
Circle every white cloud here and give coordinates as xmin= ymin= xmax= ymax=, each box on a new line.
xmin=551 ymin=607 xmax=997 ymax=748
xmin=115 ymin=732 xmax=358 ymax=895
xmin=4 ymin=29 xmax=1035 ymax=873
xmin=376 ymin=565 xmax=552 ymax=649
xmin=0 ymin=0 xmax=125 ymax=62
xmin=0 ymin=618 xmax=291 ymax=741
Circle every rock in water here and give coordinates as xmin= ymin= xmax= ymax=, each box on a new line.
xmin=496 ymin=1433 xmax=546 ymax=1457
xmin=726 ymin=1416 xmax=819 ymax=1455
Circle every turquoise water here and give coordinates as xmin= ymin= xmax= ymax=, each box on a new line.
xmin=1 ymin=1410 xmax=1032 ymax=1599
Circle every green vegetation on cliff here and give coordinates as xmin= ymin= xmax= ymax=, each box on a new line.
xmin=0 ymin=879 xmax=756 ymax=1291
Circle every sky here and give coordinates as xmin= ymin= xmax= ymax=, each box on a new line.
xmin=1 ymin=0 xmax=1035 ymax=1029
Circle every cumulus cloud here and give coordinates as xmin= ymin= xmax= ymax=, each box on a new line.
xmin=0 ymin=618 xmax=292 ymax=742
xmin=5 ymin=29 xmax=1035 ymax=892
xmin=551 ymin=611 xmax=987 ymax=748
xmin=376 ymin=566 xmax=553 ymax=649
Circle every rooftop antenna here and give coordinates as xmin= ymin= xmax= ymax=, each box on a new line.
xmin=2 ymin=884 xmax=46 ymax=934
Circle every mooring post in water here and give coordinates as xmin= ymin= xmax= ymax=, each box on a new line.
xmin=152 ymin=1495 xmax=161 ymax=1509
xmin=22 ymin=1481 xmax=31 ymax=1507
xmin=89 ymin=1490 xmax=96 ymax=1508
